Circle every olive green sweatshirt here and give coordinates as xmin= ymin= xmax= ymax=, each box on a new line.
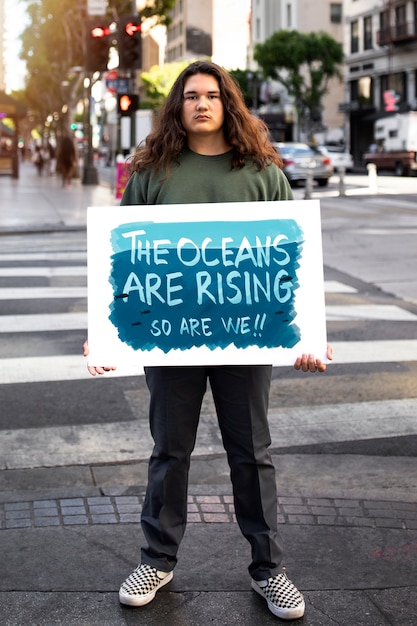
xmin=121 ymin=148 xmax=293 ymax=206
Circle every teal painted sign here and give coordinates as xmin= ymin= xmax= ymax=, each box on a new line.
xmin=109 ymin=219 xmax=303 ymax=353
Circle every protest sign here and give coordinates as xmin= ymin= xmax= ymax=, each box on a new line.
xmin=87 ymin=200 xmax=327 ymax=367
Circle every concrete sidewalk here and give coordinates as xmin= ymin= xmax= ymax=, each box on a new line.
xmin=0 ymin=161 xmax=118 ymax=234
xmin=1 ymin=163 xmax=416 ymax=624
xmin=0 ymin=460 xmax=416 ymax=625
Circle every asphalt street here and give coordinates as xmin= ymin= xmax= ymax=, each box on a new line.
xmin=0 ymin=162 xmax=416 ymax=625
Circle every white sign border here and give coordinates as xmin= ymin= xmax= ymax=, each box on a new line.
xmin=87 ymin=200 xmax=328 ymax=367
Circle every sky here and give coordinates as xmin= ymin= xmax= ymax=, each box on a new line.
xmin=4 ymin=0 xmax=28 ymax=92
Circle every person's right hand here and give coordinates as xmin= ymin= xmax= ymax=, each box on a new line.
xmin=83 ymin=340 xmax=117 ymax=377
xmin=293 ymin=345 xmax=333 ymax=373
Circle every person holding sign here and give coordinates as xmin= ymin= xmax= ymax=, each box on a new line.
xmin=84 ymin=61 xmax=332 ymax=621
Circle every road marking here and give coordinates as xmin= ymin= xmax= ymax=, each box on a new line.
xmin=2 ymin=397 xmax=417 ymax=470
xmin=269 ymin=397 xmax=417 ymax=447
xmin=1 ymin=303 xmax=415 ymax=334
xmin=349 ymin=228 xmax=417 ymax=235
xmin=1 ymin=279 xmax=356 ymax=289
xmin=0 ymin=313 xmax=87 ymax=332
xmin=323 ymin=281 xmax=357 ymax=293
xmin=329 ymin=340 xmax=417 ymax=363
xmin=0 ymin=280 xmax=357 ymax=300
xmin=0 ymin=287 xmax=87 ymax=300
xmin=0 ymin=355 xmax=143 ymax=384
xmin=0 ymin=267 xmax=355 ymax=294
xmin=0 ymin=252 xmax=86 ymax=262
xmin=0 ymin=266 xmax=86 ymax=277
xmin=0 ymin=340 xmax=416 ymax=385
xmin=326 ymin=305 xmax=417 ymax=321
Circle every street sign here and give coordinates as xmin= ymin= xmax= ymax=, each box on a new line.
xmin=105 ymin=70 xmax=130 ymax=94
xmin=87 ymin=0 xmax=107 ymax=16
xmin=106 ymin=78 xmax=130 ymax=94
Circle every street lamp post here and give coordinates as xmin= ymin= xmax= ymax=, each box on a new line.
xmin=246 ymin=71 xmax=259 ymax=112
xmin=82 ymin=76 xmax=99 ymax=185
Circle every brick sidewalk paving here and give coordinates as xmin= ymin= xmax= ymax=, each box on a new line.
xmin=2 ymin=494 xmax=417 ymax=530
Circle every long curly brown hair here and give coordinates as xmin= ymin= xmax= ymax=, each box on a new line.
xmin=129 ymin=61 xmax=282 ymax=175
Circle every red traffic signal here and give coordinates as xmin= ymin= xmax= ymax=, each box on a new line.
xmin=118 ymin=93 xmax=139 ymax=116
xmin=85 ymin=19 xmax=111 ymax=72
xmin=118 ymin=14 xmax=142 ymax=70
xmin=91 ymin=26 xmax=111 ymax=38
xmin=125 ymin=22 xmax=141 ymax=36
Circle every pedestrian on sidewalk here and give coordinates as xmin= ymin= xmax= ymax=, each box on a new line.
xmin=57 ymin=134 xmax=76 ymax=188
xmin=32 ymin=145 xmax=44 ymax=176
xmin=84 ymin=61 xmax=332 ymax=621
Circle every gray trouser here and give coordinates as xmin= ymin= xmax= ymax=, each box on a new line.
xmin=141 ymin=365 xmax=284 ymax=580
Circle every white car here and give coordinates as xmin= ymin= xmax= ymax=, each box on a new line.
xmin=317 ymin=145 xmax=354 ymax=171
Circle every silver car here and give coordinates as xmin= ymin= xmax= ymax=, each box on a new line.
xmin=273 ymin=142 xmax=333 ymax=187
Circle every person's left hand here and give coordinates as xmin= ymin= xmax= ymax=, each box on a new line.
xmin=293 ymin=345 xmax=333 ymax=373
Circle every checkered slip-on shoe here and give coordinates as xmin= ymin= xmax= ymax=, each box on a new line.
xmin=119 ymin=562 xmax=173 ymax=606
xmin=251 ymin=570 xmax=305 ymax=620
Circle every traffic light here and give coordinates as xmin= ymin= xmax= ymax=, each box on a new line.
xmin=85 ymin=19 xmax=111 ymax=72
xmin=118 ymin=93 xmax=139 ymax=116
xmin=118 ymin=14 xmax=142 ymax=70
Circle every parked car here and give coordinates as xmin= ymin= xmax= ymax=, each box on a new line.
xmin=317 ymin=145 xmax=354 ymax=171
xmin=273 ymin=142 xmax=333 ymax=187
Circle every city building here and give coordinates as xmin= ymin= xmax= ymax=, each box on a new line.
xmin=165 ymin=0 xmax=251 ymax=70
xmin=344 ymin=0 xmax=417 ymax=164
xmin=249 ymin=0 xmax=346 ymax=143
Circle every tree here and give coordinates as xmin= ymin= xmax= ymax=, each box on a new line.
xmin=108 ymin=0 xmax=176 ymax=26
xmin=229 ymin=69 xmax=254 ymax=109
xmin=140 ymin=61 xmax=190 ymax=109
xmin=254 ymin=30 xmax=343 ymax=139
xmin=19 ymin=0 xmax=177 ymax=136
xmin=20 ymin=0 xmax=84 ymax=136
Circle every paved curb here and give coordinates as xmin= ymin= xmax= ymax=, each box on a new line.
xmin=2 ymin=493 xmax=417 ymax=530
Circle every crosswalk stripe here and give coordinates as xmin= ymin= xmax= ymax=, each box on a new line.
xmin=0 ymin=355 xmax=143 ymax=384
xmin=0 ymin=340 xmax=416 ymax=385
xmin=0 ymin=304 xmax=414 ymax=333
xmin=0 ymin=266 xmax=86 ymax=277
xmin=0 ymin=287 xmax=87 ymax=300
xmin=329 ymin=340 xmax=417 ymax=363
xmin=0 ymin=269 xmax=355 ymax=293
xmin=0 ymin=252 xmax=86 ymax=262
xmin=1 ymin=257 xmax=415 ymax=387
xmin=269 ymin=397 xmax=417 ymax=448
xmin=0 ymin=313 xmax=87 ymax=332
xmin=326 ymin=304 xmax=417 ymax=321
xmin=2 ymin=397 xmax=417 ymax=469
xmin=0 ymin=282 xmax=353 ymax=301
xmin=323 ymin=281 xmax=357 ymax=293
